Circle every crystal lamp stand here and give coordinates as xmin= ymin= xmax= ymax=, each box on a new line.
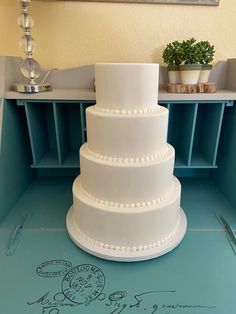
xmin=13 ymin=0 xmax=51 ymax=93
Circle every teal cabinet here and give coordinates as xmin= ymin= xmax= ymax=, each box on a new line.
xmin=0 ymin=94 xmax=235 ymax=314
xmin=1 ymin=57 xmax=236 ymax=313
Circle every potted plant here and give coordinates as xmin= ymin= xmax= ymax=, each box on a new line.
xmin=179 ymin=37 xmax=202 ymax=84
xmin=162 ymin=40 xmax=183 ymax=84
xmin=196 ymin=40 xmax=215 ymax=83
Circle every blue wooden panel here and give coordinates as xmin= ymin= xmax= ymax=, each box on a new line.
xmin=199 ymin=103 xmax=225 ymax=166
xmin=53 ymin=102 xmax=70 ymax=164
xmin=178 ymin=103 xmax=197 ymax=166
xmin=81 ymin=102 xmax=94 ymax=144
xmin=1 ymin=177 xmax=236 ymax=314
xmin=25 ymin=102 xmax=59 ymax=166
xmin=67 ymin=103 xmax=83 ymax=152
xmin=16 ymin=100 xmax=234 ymax=172
xmin=168 ymin=103 xmax=196 ymax=166
xmin=214 ymin=104 xmax=236 ymax=208
xmin=191 ymin=103 xmax=225 ymax=167
xmin=25 ymin=102 xmax=49 ymax=164
xmin=0 ymin=100 xmax=34 ymax=223
xmin=1 ymin=229 xmax=236 ymax=314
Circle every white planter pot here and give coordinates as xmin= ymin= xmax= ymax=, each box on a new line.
xmin=179 ymin=64 xmax=202 ymax=84
xmin=167 ymin=65 xmax=181 ymax=84
xmin=198 ymin=64 xmax=213 ymax=83
xmin=168 ymin=70 xmax=181 ymax=84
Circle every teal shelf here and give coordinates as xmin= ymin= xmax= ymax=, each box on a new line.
xmin=20 ymin=100 xmax=231 ymax=174
xmin=25 ymin=102 xmax=60 ymax=166
xmin=61 ymin=151 xmax=80 ymax=168
xmin=191 ymin=103 xmax=225 ymax=167
xmin=31 ymin=151 xmax=59 ymax=168
xmin=53 ymin=102 xmax=83 ymax=165
xmin=174 ymin=154 xmax=187 ymax=167
xmin=167 ymin=103 xmax=197 ymax=167
xmin=30 ymin=151 xmax=80 ymax=168
xmin=190 ymin=152 xmax=218 ymax=168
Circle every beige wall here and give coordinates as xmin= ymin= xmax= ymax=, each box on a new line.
xmin=0 ymin=0 xmax=235 ymax=69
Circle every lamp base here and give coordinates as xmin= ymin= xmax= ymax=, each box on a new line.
xmin=13 ymin=83 xmax=52 ymax=93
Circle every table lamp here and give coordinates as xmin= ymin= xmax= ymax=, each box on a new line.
xmin=13 ymin=0 xmax=52 ymax=93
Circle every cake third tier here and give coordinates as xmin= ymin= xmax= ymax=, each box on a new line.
xmin=80 ymin=143 xmax=175 ymax=204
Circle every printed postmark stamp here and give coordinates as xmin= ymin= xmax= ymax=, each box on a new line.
xmin=36 ymin=260 xmax=73 ymax=278
xmin=61 ymin=264 xmax=105 ymax=305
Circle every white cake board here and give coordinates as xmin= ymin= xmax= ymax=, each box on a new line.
xmin=66 ymin=206 xmax=187 ymax=262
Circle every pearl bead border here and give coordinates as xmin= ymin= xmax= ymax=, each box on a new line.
xmin=76 ymin=218 xmax=180 ymax=253
xmin=94 ymin=104 xmax=160 ymax=115
xmin=80 ymin=183 xmax=174 ymax=209
xmin=84 ymin=144 xmax=169 ymax=164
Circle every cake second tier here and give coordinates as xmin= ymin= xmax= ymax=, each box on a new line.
xmin=86 ymin=104 xmax=168 ymax=158
xmin=80 ymin=143 xmax=175 ymax=204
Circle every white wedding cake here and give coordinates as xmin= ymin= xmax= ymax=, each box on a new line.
xmin=66 ymin=63 xmax=187 ymax=261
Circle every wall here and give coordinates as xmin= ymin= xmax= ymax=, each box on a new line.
xmin=0 ymin=0 xmax=235 ymax=69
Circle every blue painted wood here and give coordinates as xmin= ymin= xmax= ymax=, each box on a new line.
xmin=167 ymin=103 xmax=196 ymax=166
xmin=80 ymin=102 xmax=95 ymax=144
xmin=178 ymin=103 xmax=197 ymax=165
xmin=165 ymin=103 xmax=172 ymax=143
xmin=187 ymin=103 xmax=198 ymax=166
xmin=53 ymin=102 xmax=70 ymax=165
xmin=67 ymin=103 xmax=83 ymax=153
xmin=1 ymin=177 xmax=236 ymax=314
xmin=1 ymin=228 xmax=236 ymax=314
xmin=0 ymin=100 xmax=34 ymax=223
xmin=199 ymin=104 xmax=224 ymax=165
xmin=24 ymin=102 xmax=47 ymax=164
xmin=80 ymin=102 xmax=86 ymax=144
xmin=214 ymin=104 xmax=236 ymax=208
xmin=17 ymin=100 xmax=234 ymax=172
xmin=0 ymin=97 xmax=236 ymax=312
xmin=191 ymin=103 xmax=225 ymax=167
xmin=25 ymin=102 xmax=59 ymax=166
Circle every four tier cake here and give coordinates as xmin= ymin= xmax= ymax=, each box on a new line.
xmin=66 ymin=63 xmax=187 ymax=261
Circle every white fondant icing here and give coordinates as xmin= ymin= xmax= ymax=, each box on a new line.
xmin=94 ymin=104 xmax=160 ymax=115
xmin=79 ymin=144 xmax=175 ymax=204
xmin=67 ymin=63 xmax=187 ymax=261
xmin=72 ymin=217 xmax=180 ymax=253
xmin=95 ymin=63 xmax=159 ymax=110
xmin=79 ymin=182 xmax=174 ymax=208
xmin=83 ymin=143 xmax=169 ymax=164
xmin=86 ymin=105 xmax=168 ymax=158
xmin=71 ymin=176 xmax=181 ymax=249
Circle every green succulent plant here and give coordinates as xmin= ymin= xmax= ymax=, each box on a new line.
xmin=195 ymin=40 xmax=215 ymax=64
xmin=162 ymin=38 xmax=215 ymax=67
xmin=181 ymin=37 xmax=201 ymax=64
xmin=162 ymin=40 xmax=184 ymax=66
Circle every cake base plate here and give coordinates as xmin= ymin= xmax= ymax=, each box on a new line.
xmin=66 ymin=206 xmax=187 ymax=262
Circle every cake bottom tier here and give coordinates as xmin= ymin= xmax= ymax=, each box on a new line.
xmin=67 ymin=176 xmax=187 ymax=262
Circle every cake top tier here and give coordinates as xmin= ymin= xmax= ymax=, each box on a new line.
xmin=95 ymin=63 xmax=159 ymax=110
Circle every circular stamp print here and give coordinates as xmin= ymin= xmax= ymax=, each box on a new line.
xmin=62 ymin=264 xmax=105 ymax=305
xmin=36 ymin=260 xmax=73 ymax=277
